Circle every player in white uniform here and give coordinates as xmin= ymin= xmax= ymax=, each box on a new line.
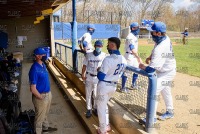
xmin=82 ymin=40 xmax=106 ymax=118
xmin=78 ymin=24 xmax=95 ymax=53
xmin=121 ymin=22 xmax=142 ymax=93
xmin=96 ymin=37 xmax=127 ymax=134
xmin=139 ymin=22 xmax=176 ymax=122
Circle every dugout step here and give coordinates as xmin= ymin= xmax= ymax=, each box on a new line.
xmin=47 ymin=57 xmax=152 ymax=134
xmin=47 ymin=58 xmax=119 ymax=134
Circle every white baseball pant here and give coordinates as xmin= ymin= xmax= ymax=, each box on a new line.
xmin=85 ymin=80 xmax=97 ymax=110
xmin=97 ymin=81 xmax=116 ymax=133
xmin=154 ymin=70 xmax=176 ymax=117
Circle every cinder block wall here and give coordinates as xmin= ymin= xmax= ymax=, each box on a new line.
xmin=0 ymin=16 xmax=50 ymax=61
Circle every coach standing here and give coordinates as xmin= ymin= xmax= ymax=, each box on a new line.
xmin=139 ymin=22 xmax=176 ymax=122
xmin=29 ymin=48 xmax=52 ymax=134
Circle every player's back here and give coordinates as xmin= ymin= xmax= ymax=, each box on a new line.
xmin=103 ymin=54 xmax=127 ymax=82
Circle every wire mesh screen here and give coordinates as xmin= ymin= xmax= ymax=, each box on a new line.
xmin=77 ymin=51 xmax=85 ymax=74
xmin=113 ymin=69 xmax=149 ymax=119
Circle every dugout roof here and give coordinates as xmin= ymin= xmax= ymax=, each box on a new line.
xmin=0 ymin=0 xmax=70 ymax=19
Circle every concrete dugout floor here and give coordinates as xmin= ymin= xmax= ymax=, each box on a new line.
xmin=19 ymin=61 xmax=87 ymax=134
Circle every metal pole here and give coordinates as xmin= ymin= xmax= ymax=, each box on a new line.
xmin=72 ymin=0 xmax=77 ymax=71
xmin=146 ymin=72 xmax=157 ymax=133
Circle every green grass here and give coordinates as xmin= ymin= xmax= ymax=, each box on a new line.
xmin=99 ymin=38 xmax=200 ymax=77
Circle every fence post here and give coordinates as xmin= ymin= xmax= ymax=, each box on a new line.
xmin=65 ymin=46 xmax=67 ymax=64
xmin=71 ymin=0 xmax=77 ymax=72
xmin=145 ymin=72 xmax=157 ymax=133
xmin=55 ymin=43 xmax=57 ymax=57
xmin=59 ymin=44 xmax=61 ymax=61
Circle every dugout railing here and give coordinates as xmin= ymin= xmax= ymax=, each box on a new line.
xmin=54 ymin=42 xmax=157 ymax=133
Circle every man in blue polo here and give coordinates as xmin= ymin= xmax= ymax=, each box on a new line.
xmin=29 ymin=48 xmax=54 ymax=134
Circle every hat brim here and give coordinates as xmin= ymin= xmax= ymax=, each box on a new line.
xmin=34 ymin=50 xmax=46 ymax=55
xmin=95 ymin=44 xmax=103 ymax=47
xmin=146 ymin=27 xmax=154 ymax=31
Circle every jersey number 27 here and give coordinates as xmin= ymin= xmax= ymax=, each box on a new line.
xmin=113 ymin=64 xmax=125 ymax=75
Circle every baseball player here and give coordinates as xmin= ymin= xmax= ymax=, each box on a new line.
xmin=78 ymin=24 xmax=95 ymax=53
xmin=139 ymin=22 xmax=176 ymax=122
xmin=121 ymin=22 xmax=142 ymax=93
xmin=82 ymin=40 xmax=106 ymax=118
xmin=181 ymin=28 xmax=188 ymax=45
xmin=96 ymin=37 xmax=127 ymax=134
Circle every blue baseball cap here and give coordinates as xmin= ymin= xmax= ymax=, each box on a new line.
xmin=146 ymin=21 xmax=166 ymax=33
xmin=87 ymin=24 xmax=95 ymax=29
xmin=94 ymin=40 xmax=103 ymax=47
xmin=130 ymin=22 xmax=139 ymax=29
xmin=34 ymin=48 xmax=46 ymax=55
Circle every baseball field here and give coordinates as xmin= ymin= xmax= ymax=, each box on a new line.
xmin=100 ymin=38 xmax=200 ymax=77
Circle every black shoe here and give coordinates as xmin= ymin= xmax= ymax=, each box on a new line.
xmin=86 ymin=110 xmax=92 ymax=118
xmin=93 ymin=109 xmax=98 ymax=116
xmin=43 ymin=127 xmax=58 ymax=132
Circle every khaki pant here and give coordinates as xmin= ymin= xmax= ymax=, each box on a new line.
xmin=32 ymin=92 xmax=52 ymax=134
xmin=182 ymin=36 xmax=186 ymax=45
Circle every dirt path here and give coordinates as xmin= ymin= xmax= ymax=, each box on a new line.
xmin=156 ymin=72 xmax=200 ymax=134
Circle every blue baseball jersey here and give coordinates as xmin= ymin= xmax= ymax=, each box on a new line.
xmin=29 ymin=62 xmax=50 ymax=93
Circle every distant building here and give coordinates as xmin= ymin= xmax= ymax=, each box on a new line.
xmin=121 ymin=19 xmax=154 ymax=39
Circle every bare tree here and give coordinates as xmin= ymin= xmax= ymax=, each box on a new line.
xmin=136 ymin=0 xmax=156 ymax=21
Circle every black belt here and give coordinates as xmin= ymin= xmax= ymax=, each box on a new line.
xmin=102 ymin=80 xmax=117 ymax=84
xmin=86 ymin=72 xmax=97 ymax=77
xmin=126 ymin=52 xmax=133 ymax=54
xmin=41 ymin=92 xmax=49 ymax=94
